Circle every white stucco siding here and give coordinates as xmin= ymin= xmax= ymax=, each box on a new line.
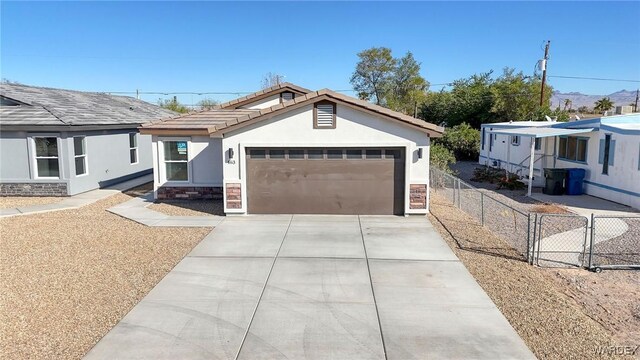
xmin=151 ymin=136 xmax=223 ymax=193
xmin=239 ymin=94 xmax=281 ymax=110
xmin=221 ymin=103 xmax=431 ymax=214
xmin=191 ymin=136 xmax=223 ymax=185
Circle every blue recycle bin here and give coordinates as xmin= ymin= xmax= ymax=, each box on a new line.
xmin=565 ymin=168 xmax=586 ymax=195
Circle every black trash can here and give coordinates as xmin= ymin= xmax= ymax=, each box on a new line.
xmin=543 ymin=168 xmax=566 ymax=195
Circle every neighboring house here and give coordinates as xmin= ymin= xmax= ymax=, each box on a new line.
xmin=479 ymin=113 xmax=640 ymax=209
xmin=0 ymin=83 xmax=177 ymax=196
xmin=140 ymin=83 xmax=443 ymax=215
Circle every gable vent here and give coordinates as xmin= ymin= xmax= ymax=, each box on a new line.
xmin=281 ymin=92 xmax=294 ymax=102
xmin=316 ymin=104 xmax=335 ymax=128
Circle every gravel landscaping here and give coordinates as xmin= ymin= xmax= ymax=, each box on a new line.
xmin=428 ymin=192 xmax=623 ymax=360
xmin=0 ymin=191 xmax=212 ymax=360
xmin=148 ymin=199 xmax=224 ymax=216
xmin=0 ymin=196 xmax=63 ymax=209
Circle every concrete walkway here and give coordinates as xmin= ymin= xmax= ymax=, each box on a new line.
xmin=107 ymin=192 xmax=224 ymax=227
xmin=0 ymin=174 xmax=153 ymax=218
xmin=85 ymin=215 xmax=535 ymax=360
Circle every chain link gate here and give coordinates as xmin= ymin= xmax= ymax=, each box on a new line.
xmin=533 ymin=214 xmax=589 ymax=268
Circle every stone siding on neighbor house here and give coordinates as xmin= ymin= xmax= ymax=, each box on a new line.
xmin=225 ymin=183 xmax=242 ymax=209
xmin=409 ymin=184 xmax=427 ymax=209
xmin=157 ymin=186 xmax=223 ymax=200
xmin=0 ymin=182 xmax=68 ymax=197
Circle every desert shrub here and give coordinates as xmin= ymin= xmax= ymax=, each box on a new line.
xmin=435 ymin=123 xmax=480 ymax=160
xmin=471 ymin=166 xmax=503 ymax=183
xmin=430 ymin=143 xmax=456 ymax=173
xmin=497 ymin=174 xmax=526 ymax=190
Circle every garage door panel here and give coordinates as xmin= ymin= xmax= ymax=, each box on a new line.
xmin=247 ymin=148 xmax=404 ymax=215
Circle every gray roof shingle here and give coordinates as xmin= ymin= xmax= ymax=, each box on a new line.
xmin=0 ymin=83 xmax=177 ymax=126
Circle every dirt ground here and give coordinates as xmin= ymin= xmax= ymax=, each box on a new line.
xmin=428 ymin=192 xmax=639 ymax=360
xmin=0 ymin=191 xmax=212 ymax=360
xmin=148 ymin=199 xmax=224 ymax=216
xmin=547 ymin=269 xmax=640 ymax=347
xmin=0 ymin=196 xmax=63 ymax=209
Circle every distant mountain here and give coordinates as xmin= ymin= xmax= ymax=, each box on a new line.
xmin=551 ymin=90 xmax=637 ymax=110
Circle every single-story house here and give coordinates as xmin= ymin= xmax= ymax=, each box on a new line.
xmin=140 ymin=83 xmax=443 ymax=215
xmin=0 ymin=83 xmax=177 ymax=196
xmin=479 ymin=113 xmax=640 ymax=209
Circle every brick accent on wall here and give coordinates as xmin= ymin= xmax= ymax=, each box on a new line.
xmin=157 ymin=186 xmax=223 ymax=200
xmin=409 ymin=184 xmax=427 ymax=209
xmin=0 ymin=182 xmax=68 ymax=197
xmin=225 ymin=183 xmax=242 ymax=209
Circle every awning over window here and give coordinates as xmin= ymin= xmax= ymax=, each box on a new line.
xmin=489 ymin=127 xmax=595 ymax=138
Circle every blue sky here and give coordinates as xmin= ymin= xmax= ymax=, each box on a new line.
xmin=1 ymin=1 xmax=639 ymax=106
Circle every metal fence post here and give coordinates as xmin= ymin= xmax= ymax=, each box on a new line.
xmin=480 ymin=192 xmax=485 ymax=226
xmin=452 ymin=178 xmax=456 ymax=205
xmin=526 ymin=213 xmax=531 ymax=263
xmin=457 ymin=180 xmax=461 ymax=209
xmin=588 ymin=213 xmax=595 ymax=270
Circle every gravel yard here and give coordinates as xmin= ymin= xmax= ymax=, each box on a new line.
xmin=428 ymin=192 xmax=623 ymax=360
xmin=148 ymin=199 xmax=224 ymax=216
xmin=0 ymin=191 xmax=212 ymax=360
xmin=0 ymin=196 xmax=63 ymax=209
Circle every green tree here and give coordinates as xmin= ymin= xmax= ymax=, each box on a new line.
xmin=158 ymin=97 xmax=189 ymax=113
xmin=577 ymin=105 xmax=591 ymax=113
xmin=594 ymin=97 xmax=614 ymax=113
xmin=387 ymin=52 xmax=429 ymax=116
xmin=350 ymin=47 xmax=396 ymax=105
xmin=429 ymin=143 xmax=456 ymax=172
xmin=490 ymin=68 xmax=552 ymax=123
xmin=197 ymin=98 xmax=219 ymax=110
xmin=434 ymin=123 xmax=481 ymax=160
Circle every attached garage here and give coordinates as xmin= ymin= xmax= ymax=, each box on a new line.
xmin=142 ymin=83 xmax=443 ymax=215
xmin=246 ymin=148 xmax=405 ymax=215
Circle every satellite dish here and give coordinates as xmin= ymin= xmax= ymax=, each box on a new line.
xmin=575 ymin=115 xmax=580 ymax=120
xmin=545 ymin=115 xmax=553 ymax=122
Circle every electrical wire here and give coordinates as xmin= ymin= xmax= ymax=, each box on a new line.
xmin=549 ymin=75 xmax=640 ymax=83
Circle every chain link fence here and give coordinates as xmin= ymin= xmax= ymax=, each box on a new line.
xmin=430 ymin=167 xmax=534 ymax=262
xmin=587 ymin=215 xmax=640 ymax=271
xmin=533 ymin=214 xmax=589 ymax=268
xmin=429 ymin=167 xmax=639 ymax=271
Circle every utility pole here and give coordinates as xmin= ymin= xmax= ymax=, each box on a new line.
xmin=539 ymin=40 xmax=550 ymax=107
xmin=634 ymin=89 xmax=639 ymax=112
xmin=136 ymin=89 xmax=139 ymax=100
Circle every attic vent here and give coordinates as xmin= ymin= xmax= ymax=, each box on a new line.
xmin=281 ymin=92 xmax=294 ymax=102
xmin=314 ymin=102 xmax=336 ymax=129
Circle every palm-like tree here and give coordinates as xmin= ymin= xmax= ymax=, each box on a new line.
xmin=563 ymin=99 xmax=572 ymax=111
xmin=594 ymin=97 xmax=614 ymax=114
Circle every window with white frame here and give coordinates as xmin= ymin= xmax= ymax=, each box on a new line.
xmin=33 ymin=137 xmax=60 ymax=178
xmin=73 ymin=136 xmax=87 ymax=176
xmin=535 ymin=138 xmax=542 ymax=150
xmin=558 ymin=136 xmax=588 ymax=162
xmin=511 ymin=136 xmax=520 ymax=146
xmin=163 ymin=140 xmax=189 ymax=181
xmin=129 ymin=133 xmax=138 ymax=164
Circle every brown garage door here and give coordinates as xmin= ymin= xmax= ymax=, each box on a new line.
xmin=246 ymin=148 xmax=405 ymax=215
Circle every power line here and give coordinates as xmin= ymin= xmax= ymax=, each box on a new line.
xmin=549 ymin=75 xmax=640 ymax=83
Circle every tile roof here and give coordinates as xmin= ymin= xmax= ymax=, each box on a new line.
xmin=215 ymin=82 xmax=311 ymax=109
xmin=0 ymin=83 xmax=177 ymax=126
xmin=141 ymin=88 xmax=444 ymax=136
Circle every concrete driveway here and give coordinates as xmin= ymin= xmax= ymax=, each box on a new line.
xmin=85 ymin=215 xmax=534 ymax=360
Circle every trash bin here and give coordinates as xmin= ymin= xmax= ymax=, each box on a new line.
xmin=543 ymin=168 xmax=566 ymax=195
xmin=565 ymin=168 xmax=586 ymax=195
